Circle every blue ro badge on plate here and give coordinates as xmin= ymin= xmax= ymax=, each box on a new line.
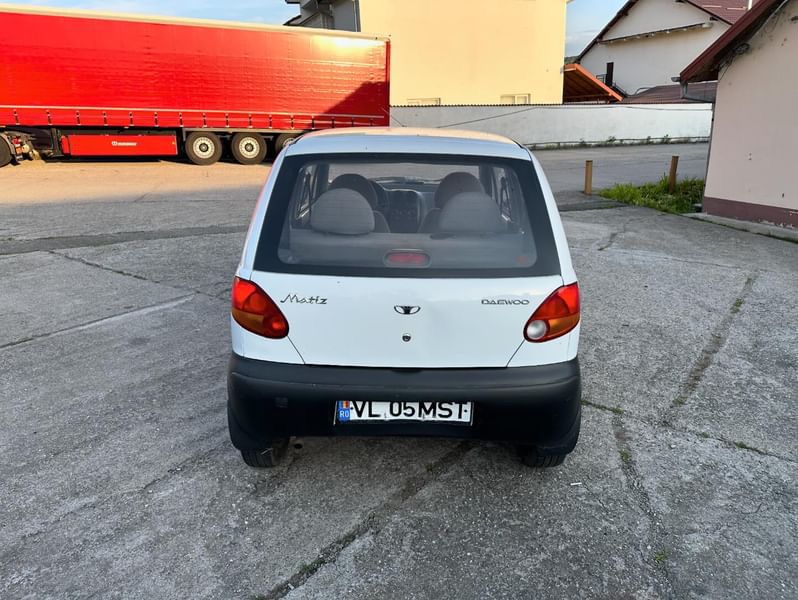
xmin=337 ymin=400 xmax=351 ymax=422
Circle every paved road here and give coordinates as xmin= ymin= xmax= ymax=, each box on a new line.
xmin=1 ymin=150 xmax=795 ymax=600
xmin=536 ymin=143 xmax=709 ymax=193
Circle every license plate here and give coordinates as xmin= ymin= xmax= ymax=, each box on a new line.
xmin=335 ymin=400 xmax=472 ymax=424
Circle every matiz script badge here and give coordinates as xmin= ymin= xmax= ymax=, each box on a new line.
xmin=280 ymin=293 xmax=327 ymax=304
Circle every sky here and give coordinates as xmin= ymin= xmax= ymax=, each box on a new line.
xmin=566 ymin=0 xmax=627 ymax=56
xmin=10 ymin=0 xmax=627 ymax=56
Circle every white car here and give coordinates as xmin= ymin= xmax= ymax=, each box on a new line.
xmin=228 ymin=128 xmax=581 ymax=468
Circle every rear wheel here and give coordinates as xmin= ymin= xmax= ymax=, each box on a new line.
xmin=240 ymin=439 xmax=289 ymax=468
xmin=274 ymin=133 xmax=299 ymax=155
xmin=0 ymin=139 xmax=12 ymax=167
xmin=185 ymin=131 xmax=222 ymax=165
xmin=230 ymin=132 xmax=266 ymax=165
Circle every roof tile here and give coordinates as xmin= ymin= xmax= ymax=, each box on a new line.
xmin=687 ymin=0 xmax=758 ymax=24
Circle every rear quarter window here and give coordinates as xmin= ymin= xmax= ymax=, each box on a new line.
xmin=254 ymin=153 xmax=560 ymax=278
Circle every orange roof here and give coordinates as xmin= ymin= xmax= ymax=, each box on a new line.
xmin=563 ymin=64 xmax=623 ymax=103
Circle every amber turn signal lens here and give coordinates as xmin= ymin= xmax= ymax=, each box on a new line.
xmin=524 ymin=283 xmax=580 ymax=342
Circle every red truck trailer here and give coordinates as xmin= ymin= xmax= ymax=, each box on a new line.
xmin=0 ymin=5 xmax=390 ymax=167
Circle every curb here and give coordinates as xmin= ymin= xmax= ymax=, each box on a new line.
xmin=684 ymin=213 xmax=798 ymax=243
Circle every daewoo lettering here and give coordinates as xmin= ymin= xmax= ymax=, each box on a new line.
xmin=481 ymin=299 xmax=530 ymax=305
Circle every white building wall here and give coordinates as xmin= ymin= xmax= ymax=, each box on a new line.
xmin=704 ymin=0 xmax=798 ymax=214
xmin=582 ymin=26 xmax=728 ymax=94
xmin=609 ymin=0 xmax=710 ymax=37
xmin=580 ymin=0 xmax=729 ymax=94
xmin=392 ymin=104 xmax=712 ymax=147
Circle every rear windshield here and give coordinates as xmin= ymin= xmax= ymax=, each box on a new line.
xmin=254 ymin=153 xmax=560 ymax=278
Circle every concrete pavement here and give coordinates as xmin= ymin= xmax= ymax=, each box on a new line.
xmin=1 ymin=147 xmax=795 ymax=600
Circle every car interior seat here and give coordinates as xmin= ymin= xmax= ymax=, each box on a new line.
xmin=330 ymin=173 xmax=389 ymax=232
xmin=309 ymin=188 xmax=376 ymax=235
xmin=437 ymin=191 xmax=507 ymax=234
xmin=419 ymin=172 xmax=485 ymax=233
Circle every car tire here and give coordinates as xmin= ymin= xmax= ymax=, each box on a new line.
xmin=240 ymin=440 xmax=289 ymax=468
xmin=0 ymin=139 xmax=12 ymax=167
xmin=518 ymin=448 xmax=567 ymax=468
xmin=273 ymin=133 xmax=298 ymax=155
xmin=185 ymin=131 xmax=222 ymax=165
xmin=230 ymin=132 xmax=267 ymax=165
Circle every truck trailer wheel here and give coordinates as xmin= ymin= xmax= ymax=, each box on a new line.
xmin=0 ymin=138 xmax=12 ymax=167
xmin=185 ymin=132 xmax=222 ymax=165
xmin=274 ymin=133 xmax=299 ymax=155
xmin=231 ymin=133 xmax=266 ymax=165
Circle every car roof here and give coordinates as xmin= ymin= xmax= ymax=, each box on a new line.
xmin=285 ymin=127 xmax=531 ymax=160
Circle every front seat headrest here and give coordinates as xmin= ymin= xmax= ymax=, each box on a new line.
xmin=438 ymin=192 xmax=506 ymax=234
xmin=433 ymin=172 xmax=484 ymax=208
xmin=329 ymin=173 xmax=378 ymax=208
xmin=310 ymin=189 xmax=375 ymax=235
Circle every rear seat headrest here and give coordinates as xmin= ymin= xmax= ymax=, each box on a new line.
xmin=434 ymin=172 xmax=484 ymax=208
xmin=438 ymin=192 xmax=506 ymax=234
xmin=329 ymin=173 xmax=378 ymax=208
xmin=310 ymin=189 xmax=375 ymax=235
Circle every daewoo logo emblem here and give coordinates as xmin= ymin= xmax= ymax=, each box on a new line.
xmin=394 ymin=305 xmax=421 ymax=315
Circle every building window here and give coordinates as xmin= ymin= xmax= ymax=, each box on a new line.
xmin=500 ymin=94 xmax=531 ymax=105
xmin=406 ymin=98 xmax=442 ymax=106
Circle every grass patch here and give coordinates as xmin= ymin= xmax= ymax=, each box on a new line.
xmin=581 ymin=399 xmax=624 ymax=415
xmin=600 ymin=176 xmax=705 ymax=214
xmin=654 ymin=551 xmax=669 ymax=564
xmin=619 ymin=449 xmax=632 ymax=464
xmin=733 ymin=440 xmax=765 ymax=454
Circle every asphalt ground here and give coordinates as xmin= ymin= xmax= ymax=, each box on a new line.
xmin=1 ymin=144 xmax=795 ymax=599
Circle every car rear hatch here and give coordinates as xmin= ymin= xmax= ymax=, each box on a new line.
xmin=244 ymin=151 xmax=568 ymax=368
xmin=248 ymin=272 xmax=563 ymax=368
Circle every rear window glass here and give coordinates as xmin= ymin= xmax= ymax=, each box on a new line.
xmin=254 ymin=153 xmax=560 ymax=278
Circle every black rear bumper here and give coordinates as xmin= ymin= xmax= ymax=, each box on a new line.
xmin=227 ymin=354 xmax=581 ymax=452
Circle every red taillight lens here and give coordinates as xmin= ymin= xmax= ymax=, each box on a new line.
xmin=524 ymin=283 xmax=580 ymax=342
xmin=231 ymin=277 xmax=289 ymax=339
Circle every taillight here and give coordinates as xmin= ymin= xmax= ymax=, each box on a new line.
xmin=231 ymin=277 xmax=289 ymax=339
xmin=524 ymin=283 xmax=580 ymax=342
